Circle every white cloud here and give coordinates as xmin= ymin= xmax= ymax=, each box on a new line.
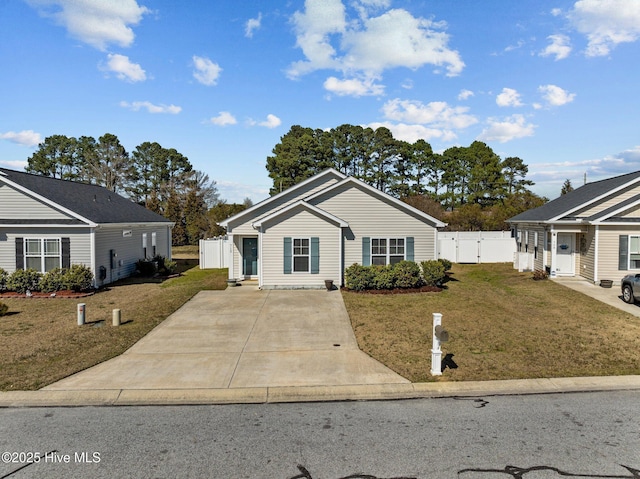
xmin=496 ymin=88 xmax=523 ymax=107
xmin=538 ymin=84 xmax=576 ymax=106
xmin=102 ymin=53 xmax=146 ymax=82
xmin=568 ymin=0 xmax=640 ymax=57
xmin=382 ymin=98 xmax=478 ymax=129
xmin=247 ymin=114 xmax=282 ymax=129
xmin=0 ymin=160 xmax=28 ymax=170
xmin=0 ymin=130 xmax=42 ymax=147
xmin=323 ymin=76 xmax=384 ymax=97
xmin=458 ymin=89 xmax=474 ymax=100
xmin=26 ymin=0 xmax=149 ymax=50
xmin=477 ymin=114 xmax=536 ymax=143
xmin=208 ymin=112 xmax=237 ymax=126
xmin=365 ymin=121 xmax=457 ymax=143
xmin=192 ymin=55 xmax=222 ymax=86
xmin=288 ymin=1 xmax=464 ymax=79
xmin=540 ymin=34 xmax=572 ymax=60
xmin=120 ymin=101 xmax=181 ymax=114
xmin=245 ymin=13 xmax=262 ymax=38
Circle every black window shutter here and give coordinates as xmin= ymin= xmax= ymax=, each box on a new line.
xmin=619 ymin=235 xmax=629 ymax=271
xmin=62 ymin=237 xmax=71 ymax=269
xmin=15 ymin=237 xmax=24 ymax=270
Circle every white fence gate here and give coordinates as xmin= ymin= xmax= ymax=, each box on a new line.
xmin=438 ymin=231 xmax=516 ymax=264
xmin=199 ymin=237 xmax=233 ymax=269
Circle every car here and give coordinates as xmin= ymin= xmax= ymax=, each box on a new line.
xmin=621 ymin=273 xmax=640 ymax=303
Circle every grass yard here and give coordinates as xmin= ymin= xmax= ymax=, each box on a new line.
xmin=0 ymin=248 xmax=226 ymax=391
xmin=343 ymin=263 xmax=640 ymax=382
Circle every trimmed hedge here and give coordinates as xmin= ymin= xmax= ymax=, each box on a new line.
xmin=420 ymin=260 xmax=446 ymax=286
xmin=345 ymin=260 xmax=425 ymax=291
xmin=3 ymin=265 xmax=94 ymax=293
xmin=0 ymin=301 xmax=7 ymax=316
xmin=0 ymin=268 xmax=7 ymax=292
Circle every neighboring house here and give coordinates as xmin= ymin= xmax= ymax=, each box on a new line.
xmin=0 ymin=168 xmax=173 ymax=286
xmin=507 ymin=170 xmax=640 ymax=284
xmin=220 ymin=168 xmax=446 ymax=289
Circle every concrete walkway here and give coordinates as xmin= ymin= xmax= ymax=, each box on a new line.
xmin=42 ymin=285 xmax=409 ymax=391
xmin=552 ymin=277 xmax=640 ymax=317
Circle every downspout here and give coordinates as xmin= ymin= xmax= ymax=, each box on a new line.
xmin=593 ymin=225 xmax=599 ymax=283
xmin=338 ymin=227 xmax=344 ymax=287
xmin=227 ymin=234 xmax=234 ymax=280
xmin=550 ymin=225 xmax=557 ymax=277
xmin=258 ymin=227 xmax=264 ymax=288
xmin=90 ymin=227 xmax=96 ymax=287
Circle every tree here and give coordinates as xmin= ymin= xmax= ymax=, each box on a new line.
xmin=85 ymin=133 xmax=131 ymax=193
xmin=466 ymin=141 xmax=505 ymax=207
xmin=26 ymin=135 xmax=79 ymax=180
xmin=561 ymin=179 xmax=574 ymax=195
xmin=207 ymin=198 xmax=253 ymax=237
xmin=502 ymin=156 xmax=533 ymax=195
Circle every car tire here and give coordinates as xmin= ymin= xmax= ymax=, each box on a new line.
xmin=622 ymin=284 xmax=635 ymax=304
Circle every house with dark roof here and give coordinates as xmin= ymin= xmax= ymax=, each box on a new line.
xmin=220 ymin=168 xmax=446 ymax=289
xmin=507 ymin=170 xmax=640 ymax=284
xmin=0 ymin=168 xmax=173 ymax=286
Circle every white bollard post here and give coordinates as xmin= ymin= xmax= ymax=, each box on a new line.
xmin=431 ymin=312 xmax=443 ymax=376
xmin=112 ymin=309 xmax=121 ymax=327
xmin=77 ymin=303 xmax=86 ymax=326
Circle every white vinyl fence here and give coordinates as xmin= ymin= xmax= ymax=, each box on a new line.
xmin=438 ymin=231 xmax=516 ymax=264
xmin=199 ymin=237 xmax=233 ymax=269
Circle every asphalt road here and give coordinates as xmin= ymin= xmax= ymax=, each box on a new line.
xmin=0 ymin=391 xmax=638 ymax=478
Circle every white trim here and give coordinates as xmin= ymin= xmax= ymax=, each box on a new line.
xmin=23 ymin=237 xmax=62 ymax=273
xmin=90 ymin=228 xmax=96 ymax=283
xmin=305 ymin=176 xmax=447 ymax=228
xmin=257 ymin=229 xmax=264 ymax=287
xmin=0 ymin=223 xmax=90 ymax=228
xmin=594 ymin=225 xmax=599 ymax=282
xmin=291 ymin=237 xmax=311 ymax=273
xmin=220 ymin=168 xmax=347 ymax=228
xmin=227 ymin=234 xmax=235 ymax=279
xmin=252 ymin=200 xmax=348 ymax=229
xmin=370 ymin=237 xmax=406 ymax=266
xmin=590 ymin=197 xmax=640 ymax=223
xmin=338 ymin=228 xmax=343 ymax=286
xmin=548 ymin=176 xmax=640 ymax=222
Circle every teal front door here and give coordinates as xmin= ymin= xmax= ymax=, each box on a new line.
xmin=242 ymin=237 xmax=258 ymax=276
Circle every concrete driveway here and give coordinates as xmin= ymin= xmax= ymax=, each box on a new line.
xmin=552 ymin=278 xmax=640 ymax=318
xmin=44 ymin=285 xmax=409 ymax=391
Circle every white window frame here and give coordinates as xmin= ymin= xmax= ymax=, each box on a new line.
xmin=292 ymin=237 xmax=310 ymax=273
xmin=24 ymin=237 xmax=62 ymax=273
xmin=371 ymin=237 xmax=405 ymax=266
xmin=629 ymin=235 xmax=640 ymax=269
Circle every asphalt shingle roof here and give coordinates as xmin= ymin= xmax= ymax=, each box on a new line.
xmin=0 ymin=168 xmax=171 ymax=225
xmin=509 ymin=170 xmax=640 ymax=222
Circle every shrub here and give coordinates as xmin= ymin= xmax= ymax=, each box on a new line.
xmin=345 ymin=263 xmax=376 ymax=291
xmin=40 ymin=268 xmax=67 ymax=293
xmin=532 ymin=269 xmax=549 ymax=281
xmin=7 ymin=269 xmax=42 ymax=293
xmin=438 ymin=258 xmax=452 ymax=272
xmin=63 ymin=264 xmax=94 ymax=292
xmin=0 ymin=301 xmax=7 ymax=316
xmin=163 ymin=259 xmax=177 ymax=275
xmin=393 ymin=260 xmax=423 ymax=289
xmin=0 ymin=268 xmax=7 ymax=292
xmin=136 ymin=259 xmax=158 ymax=276
xmin=373 ymin=265 xmax=396 ymax=290
xmin=421 ymin=260 xmax=446 ymax=287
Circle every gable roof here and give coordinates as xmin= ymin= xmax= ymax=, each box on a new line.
xmin=0 ymin=168 xmax=171 ymax=225
xmin=219 ymin=168 xmax=347 ymax=227
xmin=305 ymin=175 xmax=447 ymax=228
xmin=508 ymin=170 xmax=640 ymax=223
xmin=252 ymin=200 xmax=348 ymax=229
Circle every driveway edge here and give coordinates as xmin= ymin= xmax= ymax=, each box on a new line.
xmin=2 ymin=376 xmax=640 ymax=407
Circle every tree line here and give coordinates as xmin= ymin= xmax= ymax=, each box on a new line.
xmin=25 ymin=134 xmax=233 ymax=245
xmin=266 ymin=124 xmax=547 ymax=230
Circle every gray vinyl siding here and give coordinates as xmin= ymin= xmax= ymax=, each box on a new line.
xmin=0 ymin=227 xmax=92 ymax=273
xmin=579 ymin=227 xmax=596 ymax=281
xmin=573 ymin=184 xmax=640 ymax=218
xmin=226 ymin=174 xmax=341 ymax=236
xmin=309 ymin=182 xmax=437 ymax=267
xmin=597 ymin=226 xmax=640 ymax=284
xmin=260 ymin=207 xmax=340 ymax=288
xmin=0 ymin=183 xmax=76 ymax=220
xmin=94 ymin=225 xmax=171 ymax=285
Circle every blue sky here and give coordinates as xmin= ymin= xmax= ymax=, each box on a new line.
xmin=1 ymin=0 xmax=640 ymax=203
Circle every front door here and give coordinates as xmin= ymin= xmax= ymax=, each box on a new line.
xmin=242 ymin=237 xmax=258 ymax=276
xmin=556 ymin=233 xmax=575 ymax=275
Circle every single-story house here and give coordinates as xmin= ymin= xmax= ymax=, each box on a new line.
xmin=0 ymin=168 xmax=173 ymax=286
xmin=507 ymin=170 xmax=640 ymax=284
xmin=220 ymin=168 xmax=446 ymax=289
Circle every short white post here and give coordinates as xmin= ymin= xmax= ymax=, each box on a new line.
xmin=77 ymin=303 xmax=86 ymax=326
xmin=431 ymin=312 xmax=443 ymax=376
xmin=112 ymin=309 xmax=121 ymax=327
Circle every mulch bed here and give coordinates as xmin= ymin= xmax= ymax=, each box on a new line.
xmin=0 ymin=290 xmax=95 ymax=299
xmin=341 ymin=285 xmax=443 ymax=294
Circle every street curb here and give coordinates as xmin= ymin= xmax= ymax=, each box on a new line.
xmin=1 ymin=376 xmax=640 ymax=407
